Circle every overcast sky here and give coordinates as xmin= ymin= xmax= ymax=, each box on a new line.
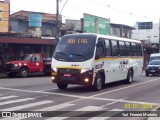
xmin=9 ymin=0 xmax=160 ymax=26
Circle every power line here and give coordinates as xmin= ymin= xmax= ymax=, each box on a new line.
xmin=60 ymin=0 xmax=85 ymax=13
xmin=84 ymin=0 xmax=157 ymax=22
xmin=60 ymin=0 xmax=69 ymax=14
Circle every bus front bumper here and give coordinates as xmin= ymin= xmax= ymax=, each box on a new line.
xmin=51 ymin=71 xmax=93 ymax=86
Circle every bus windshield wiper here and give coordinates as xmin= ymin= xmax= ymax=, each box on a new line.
xmin=56 ymin=52 xmax=68 ymax=56
xmin=71 ymin=53 xmax=87 ymax=59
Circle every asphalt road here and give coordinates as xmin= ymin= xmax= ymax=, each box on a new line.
xmin=0 ymin=73 xmax=160 ymax=120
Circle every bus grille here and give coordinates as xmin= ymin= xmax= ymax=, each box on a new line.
xmin=60 ymin=76 xmax=76 ymax=80
xmin=58 ymin=68 xmax=80 ymax=74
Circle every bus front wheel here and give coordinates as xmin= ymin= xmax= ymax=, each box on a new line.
xmin=57 ymin=83 xmax=68 ymax=90
xmin=93 ymin=74 xmax=103 ymax=91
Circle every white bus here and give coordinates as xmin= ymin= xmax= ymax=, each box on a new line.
xmin=51 ymin=33 xmax=143 ymax=91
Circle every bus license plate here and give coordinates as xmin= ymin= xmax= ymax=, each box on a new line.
xmin=64 ymin=74 xmax=71 ymax=77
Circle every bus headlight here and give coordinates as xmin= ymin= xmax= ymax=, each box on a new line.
xmin=52 ymin=76 xmax=55 ymax=80
xmin=52 ymin=67 xmax=57 ymax=72
xmin=84 ymin=78 xmax=89 ymax=82
xmin=81 ymin=68 xmax=93 ymax=74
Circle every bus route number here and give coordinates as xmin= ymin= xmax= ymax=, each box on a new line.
xmin=78 ymin=39 xmax=88 ymax=44
xmin=68 ymin=39 xmax=88 ymax=44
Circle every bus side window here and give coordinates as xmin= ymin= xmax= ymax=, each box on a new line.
xmin=131 ymin=43 xmax=137 ymax=56
xmin=105 ymin=39 xmax=112 ymax=56
xmin=111 ymin=40 xmax=119 ymax=56
xmin=95 ymin=38 xmax=106 ymax=59
xmin=119 ymin=41 xmax=126 ymax=56
xmin=125 ymin=42 xmax=131 ymax=56
xmin=137 ymin=43 xmax=143 ymax=56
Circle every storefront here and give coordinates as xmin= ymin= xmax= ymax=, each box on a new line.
xmin=0 ymin=37 xmax=56 ymax=73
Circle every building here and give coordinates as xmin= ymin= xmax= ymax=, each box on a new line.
xmin=63 ymin=20 xmax=135 ymax=39
xmin=110 ymin=23 xmax=134 ymax=39
xmin=10 ymin=10 xmax=62 ymax=37
xmin=132 ymin=22 xmax=159 ymax=67
xmin=132 ymin=22 xmax=159 ymax=44
xmin=0 ymin=10 xmax=62 ymax=73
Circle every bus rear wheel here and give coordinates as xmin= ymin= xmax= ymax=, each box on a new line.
xmin=125 ymin=70 xmax=133 ymax=84
xmin=57 ymin=83 xmax=68 ymax=90
xmin=93 ymin=74 xmax=103 ymax=91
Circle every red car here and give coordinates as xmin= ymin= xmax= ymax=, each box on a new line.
xmin=5 ymin=53 xmax=51 ymax=78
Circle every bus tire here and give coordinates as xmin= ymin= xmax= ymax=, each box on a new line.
xmin=125 ymin=70 xmax=133 ymax=84
xmin=19 ymin=68 xmax=28 ymax=78
xmin=93 ymin=74 xmax=103 ymax=91
xmin=57 ymin=83 xmax=68 ymax=90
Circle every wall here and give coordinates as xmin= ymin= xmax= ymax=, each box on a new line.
xmin=132 ymin=23 xmax=159 ymax=43
xmin=42 ymin=23 xmax=57 ymax=36
xmin=10 ymin=20 xmax=57 ymax=37
xmin=110 ymin=25 xmax=132 ymax=39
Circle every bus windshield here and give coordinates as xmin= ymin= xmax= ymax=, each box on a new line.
xmin=53 ymin=34 xmax=97 ymax=62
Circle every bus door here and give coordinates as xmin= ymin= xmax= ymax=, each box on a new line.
xmin=118 ymin=41 xmax=128 ymax=80
xmin=110 ymin=40 xmax=121 ymax=82
xmin=104 ymin=39 xmax=113 ymax=83
xmin=95 ymin=38 xmax=111 ymax=83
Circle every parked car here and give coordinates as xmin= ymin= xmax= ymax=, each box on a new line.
xmin=5 ymin=53 xmax=51 ymax=78
xmin=145 ymin=60 xmax=160 ymax=76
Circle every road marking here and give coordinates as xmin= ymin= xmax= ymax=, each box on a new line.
xmin=0 ymin=118 xmax=18 ymax=120
xmin=0 ymin=95 xmax=18 ymax=100
xmin=0 ymin=98 xmax=35 ymax=107
xmin=0 ymin=77 xmax=160 ymax=107
xmin=1 ymin=100 xmax=53 ymax=111
xmin=45 ymin=117 xmax=68 ymax=120
xmin=1 ymin=77 xmax=160 ymax=99
xmin=88 ymin=77 xmax=160 ymax=98
xmin=15 ymin=103 xmax=75 ymax=120
xmin=88 ymin=97 xmax=160 ymax=106
xmin=0 ymin=87 xmax=85 ymax=99
xmin=36 ymin=87 xmax=58 ymax=92
xmin=45 ymin=106 xmax=105 ymax=120
xmin=37 ymin=103 xmax=74 ymax=111
xmin=100 ymin=97 xmax=128 ymax=108
xmin=74 ymin=106 xmax=105 ymax=111
xmin=88 ymin=109 xmax=123 ymax=120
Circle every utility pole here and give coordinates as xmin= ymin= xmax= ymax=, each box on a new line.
xmin=56 ymin=0 xmax=59 ymax=43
